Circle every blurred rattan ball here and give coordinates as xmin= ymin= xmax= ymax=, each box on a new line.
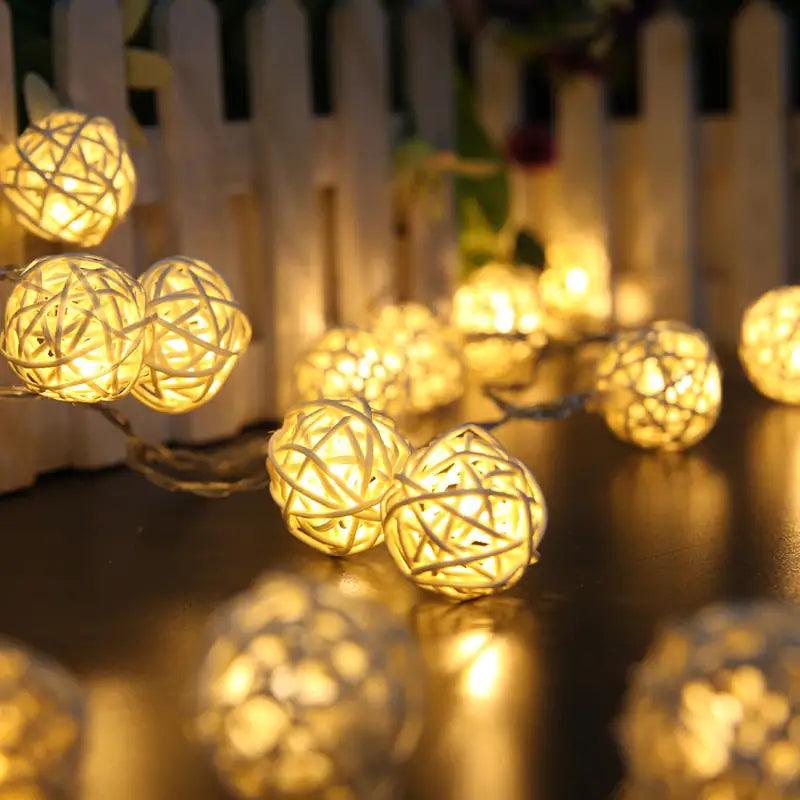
xmin=132 ymin=256 xmax=252 ymax=413
xmin=594 ymin=320 xmax=722 ymax=451
xmin=739 ymin=286 xmax=800 ymax=404
xmin=620 ymin=602 xmax=800 ymax=800
xmin=371 ymin=303 xmax=464 ymax=413
xmin=2 ymin=253 xmax=146 ymax=402
xmin=294 ymin=328 xmax=409 ymax=415
xmin=382 ymin=425 xmax=547 ymax=600
xmin=0 ymin=109 xmax=135 ymax=246
xmin=268 ymin=399 xmax=411 ymax=556
xmin=0 ymin=638 xmax=84 ymax=799
xmin=194 ymin=573 xmax=421 ymax=800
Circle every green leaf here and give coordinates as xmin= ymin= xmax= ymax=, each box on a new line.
xmin=122 ymin=0 xmax=151 ymax=42
xmin=459 ymin=199 xmax=502 ymax=273
xmin=23 ymin=73 xmax=60 ymax=125
xmin=513 ymin=229 xmax=546 ymax=268
xmin=126 ymin=48 xmax=173 ymax=90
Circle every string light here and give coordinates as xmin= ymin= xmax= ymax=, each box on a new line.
xmin=594 ymin=320 xmax=722 ymax=451
xmin=194 ymin=573 xmax=421 ymax=800
xmin=620 ymin=602 xmax=800 ymax=799
xmin=2 ymin=253 xmax=147 ymax=403
xmin=267 ymin=399 xmax=411 ymax=556
xmin=0 ymin=109 xmax=135 ymax=246
xmin=294 ymin=327 xmax=409 ymax=415
xmin=132 ymin=256 xmax=252 ymax=413
xmin=0 ymin=638 xmax=84 ymax=798
xmin=382 ymin=425 xmax=547 ymax=600
xmin=739 ymin=285 xmax=800 ymax=403
xmin=371 ymin=302 xmax=464 ymax=413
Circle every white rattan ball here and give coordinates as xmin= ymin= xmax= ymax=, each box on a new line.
xmin=132 ymin=256 xmax=251 ymax=413
xmin=2 ymin=253 xmax=147 ymax=402
xmin=0 ymin=109 xmax=136 ymax=246
xmin=194 ymin=573 xmax=421 ymax=800
xmin=594 ymin=320 xmax=722 ymax=451
xmin=268 ymin=398 xmax=411 ymax=556
xmin=382 ymin=424 xmax=547 ymax=600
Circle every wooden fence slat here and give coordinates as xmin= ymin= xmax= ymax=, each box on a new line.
xmin=642 ymin=10 xmax=698 ymax=322
xmin=733 ymin=0 xmax=790 ymax=331
xmin=154 ymin=0 xmax=254 ymax=441
xmin=404 ymin=0 xmax=456 ymax=307
xmin=475 ymin=24 xmax=520 ymax=147
xmin=248 ymin=0 xmax=325 ymax=414
xmin=332 ymin=0 xmax=394 ymax=324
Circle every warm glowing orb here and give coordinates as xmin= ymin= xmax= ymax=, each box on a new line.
xmin=594 ymin=320 xmax=722 ymax=451
xmin=371 ymin=303 xmax=464 ymax=413
xmin=132 ymin=256 xmax=251 ymax=413
xmin=293 ymin=327 xmax=409 ymax=414
xmin=0 ymin=109 xmax=136 ymax=246
xmin=620 ymin=602 xmax=800 ymax=799
xmin=739 ymin=285 xmax=800 ymax=403
xmin=195 ymin=573 xmax=421 ymax=799
xmin=268 ymin=398 xmax=411 ymax=555
xmin=2 ymin=253 xmax=146 ymax=402
xmin=382 ymin=425 xmax=547 ymax=600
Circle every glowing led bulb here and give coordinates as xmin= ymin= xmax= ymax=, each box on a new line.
xmin=0 ymin=109 xmax=136 ymax=246
xmin=267 ymin=398 xmax=411 ymax=555
xmin=293 ymin=327 xmax=409 ymax=415
xmin=594 ymin=320 xmax=722 ymax=451
xmin=2 ymin=253 xmax=147 ymax=402
xmin=132 ymin=256 xmax=251 ymax=413
xmin=382 ymin=425 xmax=547 ymax=600
xmin=195 ymin=573 xmax=421 ymax=799
xmin=371 ymin=303 xmax=465 ymax=413
xmin=620 ymin=602 xmax=800 ymax=800
xmin=739 ymin=286 xmax=800 ymax=403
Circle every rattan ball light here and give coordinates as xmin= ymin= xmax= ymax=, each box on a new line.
xmin=594 ymin=320 xmax=722 ymax=451
xmin=293 ymin=327 xmax=409 ymax=415
xmin=194 ymin=573 xmax=421 ymax=800
xmin=268 ymin=398 xmax=411 ymax=556
xmin=0 ymin=109 xmax=136 ymax=246
xmin=382 ymin=425 xmax=547 ymax=600
xmin=739 ymin=286 xmax=800 ymax=404
xmin=371 ymin=303 xmax=465 ymax=413
xmin=132 ymin=256 xmax=251 ymax=413
xmin=2 ymin=253 xmax=147 ymax=403
xmin=620 ymin=602 xmax=800 ymax=800
xmin=0 ymin=638 xmax=84 ymax=798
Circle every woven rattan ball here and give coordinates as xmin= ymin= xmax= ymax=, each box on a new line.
xmin=594 ymin=320 xmax=722 ymax=451
xmin=620 ymin=602 xmax=800 ymax=800
xmin=0 ymin=109 xmax=136 ymax=246
xmin=268 ymin=399 xmax=411 ymax=556
xmin=194 ymin=573 xmax=421 ymax=800
xmin=739 ymin=286 xmax=800 ymax=403
xmin=2 ymin=253 xmax=147 ymax=402
xmin=293 ymin=327 xmax=409 ymax=415
xmin=382 ymin=425 xmax=547 ymax=600
xmin=0 ymin=638 xmax=84 ymax=798
xmin=371 ymin=303 xmax=464 ymax=413
xmin=132 ymin=256 xmax=252 ymax=413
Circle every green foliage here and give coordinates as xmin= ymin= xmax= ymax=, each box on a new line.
xmin=513 ymin=229 xmax=546 ymax=268
xmin=126 ymin=48 xmax=172 ymax=90
xmin=122 ymin=0 xmax=151 ymax=42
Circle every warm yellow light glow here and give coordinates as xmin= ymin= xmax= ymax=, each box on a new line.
xmin=0 ymin=110 xmax=136 ymax=246
xmin=2 ymin=253 xmax=146 ymax=402
xmin=132 ymin=256 xmax=251 ymax=413
xmin=382 ymin=425 xmax=547 ymax=600
xmin=0 ymin=639 xmax=83 ymax=798
xmin=594 ymin=320 xmax=722 ymax=451
xmin=620 ymin=602 xmax=800 ymax=799
xmin=268 ymin=398 xmax=411 ymax=555
xmin=615 ymin=276 xmax=653 ymax=328
xmin=195 ymin=573 xmax=421 ymax=799
xmin=739 ymin=285 xmax=800 ymax=403
xmin=371 ymin=303 xmax=465 ymax=413
xmin=293 ymin=327 xmax=409 ymax=415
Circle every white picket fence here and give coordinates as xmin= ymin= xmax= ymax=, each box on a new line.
xmin=0 ymin=0 xmax=794 ymax=493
